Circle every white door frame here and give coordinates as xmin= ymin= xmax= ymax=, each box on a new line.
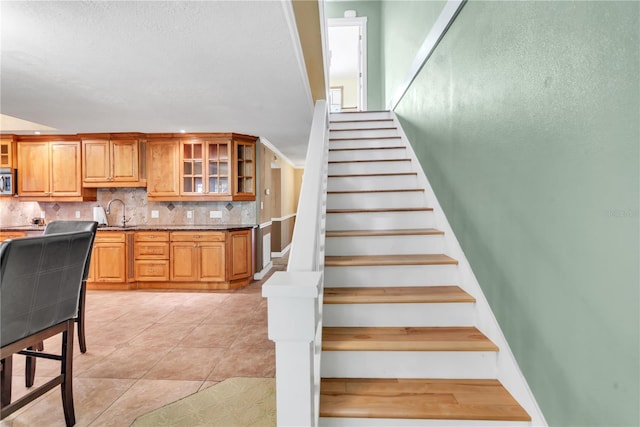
xmin=328 ymin=17 xmax=368 ymax=111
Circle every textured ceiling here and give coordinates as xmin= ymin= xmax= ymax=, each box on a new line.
xmin=0 ymin=1 xmax=317 ymax=166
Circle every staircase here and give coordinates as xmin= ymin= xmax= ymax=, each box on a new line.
xmin=319 ymin=111 xmax=536 ymax=426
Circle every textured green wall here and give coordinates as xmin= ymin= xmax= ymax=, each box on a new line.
xmin=389 ymin=1 xmax=639 ymax=426
xmin=325 ymin=0 xmax=383 ymax=110
xmin=380 ymin=0 xmax=446 ymax=106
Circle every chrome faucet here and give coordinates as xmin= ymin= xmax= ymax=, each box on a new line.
xmin=106 ymin=198 xmax=129 ymax=228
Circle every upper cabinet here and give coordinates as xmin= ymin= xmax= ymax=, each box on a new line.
xmin=17 ymin=136 xmax=96 ymax=202
xmin=147 ymin=133 xmax=257 ymax=202
xmin=0 ymin=135 xmax=16 ymax=168
xmin=81 ymin=133 xmax=145 ymax=187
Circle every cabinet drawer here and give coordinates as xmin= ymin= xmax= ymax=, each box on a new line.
xmin=170 ymin=231 xmax=225 ymax=242
xmin=135 ymin=231 xmax=169 ymax=242
xmin=135 ymin=260 xmax=169 ymax=281
xmin=135 ymin=242 xmax=169 ymax=259
xmin=95 ymin=231 xmax=126 ymax=243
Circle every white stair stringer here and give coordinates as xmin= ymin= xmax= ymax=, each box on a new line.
xmin=319 ymin=111 xmax=546 ymax=427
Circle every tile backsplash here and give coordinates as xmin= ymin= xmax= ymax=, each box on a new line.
xmin=0 ymin=188 xmax=256 ymax=227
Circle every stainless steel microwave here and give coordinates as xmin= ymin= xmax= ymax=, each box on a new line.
xmin=0 ymin=168 xmax=16 ymax=195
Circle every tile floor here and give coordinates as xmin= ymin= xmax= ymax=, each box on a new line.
xmin=1 ymin=258 xmax=286 ymax=427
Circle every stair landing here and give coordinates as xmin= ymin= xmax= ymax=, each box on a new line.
xmin=320 ymin=378 xmax=532 ymax=422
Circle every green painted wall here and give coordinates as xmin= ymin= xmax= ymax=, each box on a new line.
xmin=380 ymin=0 xmax=446 ymax=106
xmin=325 ymin=0 xmax=383 ymax=110
xmin=387 ymin=1 xmax=639 ymax=426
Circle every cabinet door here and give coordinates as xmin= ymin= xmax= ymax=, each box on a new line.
xmin=112 ymin=139 xmax=139 ymax=182
xmin=18 ymin=142 xmax=50 ymax=196
xmin=50 ymin=141 xmax=82 ymax=196
xmin=228 ymin=230 xmax=252 ymax=281
xmin=199 ymin=241 xmax=225 ymax=282
xmin=83 ymin=139 xmax=111 ymax=182
xmin=170 ymin=242 xmax=198 ymax=281
xmin=0 ymin=137 xmax=15 ymax=168
xmin=180 ymin=139 xmax=205 ymax=194
xmin=232 ymin=139 xmax=256 ymax=201
xmin=147 ymin=140 xmax=179 ymax=198
xmin=206 ymin=139 xmax=230 ymax=195
xmin=93 ymin=243 xmax=126 ymax=282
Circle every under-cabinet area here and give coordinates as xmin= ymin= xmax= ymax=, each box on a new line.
xmin=0 ymin=227 xmax=255 ymax=291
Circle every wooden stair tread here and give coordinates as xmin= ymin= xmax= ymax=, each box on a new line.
xmin=329 ymin=136 xmax=401 ymax=141
xmin=327 ymin=207 xmax=433 ymax=214
xmin=328 ymin=188 xmax=424 ymax=194
xmin=324 ymin=286 xmax=475 ymax=304
xmin=320 ymin=378 xmax=531 ymax=421
xmin=325 ymin=254 xmax=458 ymax=267
xmin=329 ymin=146 xmax=401 ymax=151
xmin=322 ymin=326 xmax=498 ymax=352
xmin=326 ymin=228 xmax=443 ymax=237
xmin=329 ymin=118 xmax=394 ymax=124
xmin=328 ymin=172 xmax=418 ymax=178
xmin=329 ymin=158 xmax=410 ymax=164
xmin=330 ymin=127 xmax=396 ymax=132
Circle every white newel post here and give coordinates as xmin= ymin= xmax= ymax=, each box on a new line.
xmin=263 ymin=271 xmax=323 ymax=427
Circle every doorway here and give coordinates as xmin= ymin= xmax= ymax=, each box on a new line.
xmin=327 ymin=17 xmax=367 ymax=112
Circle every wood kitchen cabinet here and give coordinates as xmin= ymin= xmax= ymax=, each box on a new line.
xmin=86 ymin=231 xmax=131 ymax=290
xmin=0 ymin=231 xmax=26 ymax=241
xmin=81 ymin=133 xmax=145 ymax=187
xmin=170 ymin=232 xmax=226 ymax=284
xmin=0 ymin=135 xmax=16 ymax=168
xmin=147 ymin=133 xmax=256 ymax=202
xmin=16 ymin=136 xmax=96 ymax=202
xmin=228 ymin=229 xmax=253 ymax=281
xmin=134 ymin=231 xmax=170 ymax=281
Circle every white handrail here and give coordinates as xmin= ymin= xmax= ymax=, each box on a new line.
xmin=262 ymin=99 xmax=329 ymax=427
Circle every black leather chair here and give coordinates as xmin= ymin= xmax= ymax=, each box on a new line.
xmin=1 ymin=230 xmax=94 ymax=426
xmin=43 ymin=221 xmax=98 ymax=353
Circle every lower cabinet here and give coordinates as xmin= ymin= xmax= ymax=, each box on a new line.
xmin=87 ymin=231 xmax=131 ymax=290
xmin=134 ymin=231 xmax=170 ymax=281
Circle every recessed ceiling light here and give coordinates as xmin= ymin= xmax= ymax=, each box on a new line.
xmin=180 ymin=129 xmax=186 ymax=133
xmin=34 ymin=131 xmax=41 ymax=135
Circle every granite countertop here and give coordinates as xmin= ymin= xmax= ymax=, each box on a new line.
xmin=1 ymin=224 xmax=257 ymax=232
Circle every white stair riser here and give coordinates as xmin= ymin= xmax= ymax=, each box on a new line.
xmin=325 ymin=234 xmax=445 ymax=256
xmin=330 ymin=120 xmax=395 ymax=130
xmin=330 ymin=128 xmax=399 ymax=139
xmin=320 ymin=418 xmax=531 ymax=427
xmin=328 ymin=174 xmax=418 ymax=191
xmin=324 ymin=264 xmax=459 ymax=287
xmin=326 ymin=210 xmax=434 ymax=231
xmin=327 ymin=192 xmax=428 ymax=210
xmin=330 ymin=138 xmax=404 ymax=149
xmin=323 ymin=302 xmax=475 ymax=327
xmin=330 ymin=112 xmax=392 ymax=121
xmin=328 ymin=160 xmax=413 ymax=175
xmin=321 ymin=351 xmax=497 ymax=379
xmin=329 ymin=148 xmax=407 ymax=162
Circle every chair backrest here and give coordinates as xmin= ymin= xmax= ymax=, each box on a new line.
xmin=44 ymin=220 xmax=98 ymax=280
xmin=0 ymin=231 xmax=94 ymax=348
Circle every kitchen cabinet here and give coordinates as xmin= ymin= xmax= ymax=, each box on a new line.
xmin=0 ymin=135 xmax=16 ymax=168
xmin=170 ymin=231 xmax=226 ymax=283
xmin=146 ymin=137 xmax=180 ymax=199
xmin=228 ymin=229 xmax=253 ymax=281
xmin=134 ymin=231 xmax=170 ymax=281
xmin=81 ymin=133 xmax=145 ymax=187
xmin=147 ymin=133 xmax=256 ymax=202
xmin=0 ymin=231 xmax=26 ymax=241
xmin=17 ymin=137 xmax=96 ymax=202
xmin=86 ymin=231 xmax=131 ymax=290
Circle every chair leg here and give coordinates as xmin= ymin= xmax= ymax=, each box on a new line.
xmin=76 ymin=280 xmax=87 ymax=353
xmin=24 ymin=341 xmax=43 ymax=388
xmin=60 ymin=321 xmax=75 ymax=427
xmin=1 ymin=356 xmax=12 ymax=407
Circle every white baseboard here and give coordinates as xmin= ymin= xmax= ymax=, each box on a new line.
xmin=271 ymin=243 xmax=291 ymax=258
xmin=254 ymin=261 xmax=273 ymax=280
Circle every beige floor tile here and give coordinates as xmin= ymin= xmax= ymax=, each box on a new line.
xmin=143 ymin=347 xmax=226 ymax=381
xmin=207 ymin=347 xmax=275 ymax=382
xmin=177 ymin=324 xmax=240 ymax=348
xmin=231 ymin=323 xmax=274 ymax=350
xmin=77 ymin=345 xmax=170 ymax=379
xmin=84 ymin=320 xmax=153 ymax=347
xmin=88 ymin=379 xmax=201 ymax=427
xmin=127 ymin=322 xmax=198 ymax=348
xmin=155 ymin=305 xmax=214 ymax=325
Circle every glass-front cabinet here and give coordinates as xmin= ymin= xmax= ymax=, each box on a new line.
xmin=146 ymin=132 xmax=256 ymax=202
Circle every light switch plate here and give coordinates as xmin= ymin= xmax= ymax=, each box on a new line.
xmin=186 ymin=211 xmax=193 ymax=219
xmin=210 ymin=210 xmax=222 ymax=219
xmin=75 ymin=211 xmax=81 ymax=219
xmin=151 ymin=210 xmax=159 ymax=219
